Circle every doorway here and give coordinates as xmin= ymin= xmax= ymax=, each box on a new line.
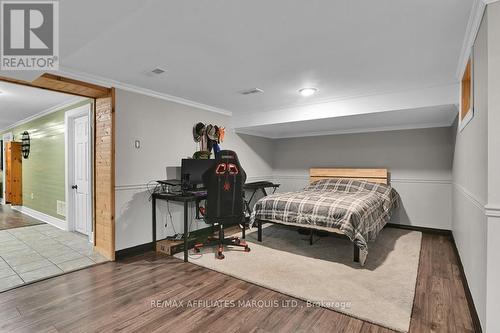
xmin=1 ymin=133 xmax=13 ymax=205
xmin=65 ymin=104 xmax=93 ymax=241
xmin=1 ymin=73 xmax=115 ymax=260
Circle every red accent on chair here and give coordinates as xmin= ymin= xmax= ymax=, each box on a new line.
xmin=228 ymin=163 xmax=239 ymax=175
xmin=216 ymin=163 xmax=227 ymax=175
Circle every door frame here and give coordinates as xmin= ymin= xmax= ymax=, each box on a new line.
xmin=1 ymin=132 xmax=13 ymax=205
xmin=65 ymin=103 xmax=93 ymax=243
xmin=1 ymin=73 xmax=115 ymax=260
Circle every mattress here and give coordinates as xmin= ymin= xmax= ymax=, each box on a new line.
xmin=250 ymin=178 xmax=399 ymax=265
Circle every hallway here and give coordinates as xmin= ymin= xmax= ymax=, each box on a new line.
xmin=0 ymin=211 xmax=107 ymax=292
xmin=0 ymin=205 xmax=45 ymax=231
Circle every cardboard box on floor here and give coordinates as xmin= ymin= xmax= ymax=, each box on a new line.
xmin=156 ymin=239 xmax=184 ymax=255
xmin=156 ymin=225 xmax=244 ymax=255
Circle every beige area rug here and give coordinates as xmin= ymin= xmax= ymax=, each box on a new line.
xmin=175 ymin=224 xmax=422 ymax=332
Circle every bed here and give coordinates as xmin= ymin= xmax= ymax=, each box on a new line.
xmin=250 ymin=168 xmax=399 ymax=266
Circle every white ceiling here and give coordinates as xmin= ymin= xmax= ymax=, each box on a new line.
xmin=0 ymin=82 xmax=82 ymax=131
xmin=1 ymin=0 xmax=475 ymax=137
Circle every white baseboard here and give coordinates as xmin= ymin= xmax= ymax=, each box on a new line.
xmin=11 ymin=206 xmax=68 ymax=231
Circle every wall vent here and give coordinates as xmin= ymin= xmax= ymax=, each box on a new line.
xmin=239 ymin=88 xmax=264 ymax=95
xmin=57 ymin=201 xmax=66 ymax=217
xmin=151 ymin=67 xmax=166 ymax=75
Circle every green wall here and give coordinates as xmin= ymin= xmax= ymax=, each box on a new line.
xmin=1 ymin=99 xmax=92 ymax=219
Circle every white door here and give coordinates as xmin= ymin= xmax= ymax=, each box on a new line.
xmin=73 ymin=115 xmax=90 ymax=235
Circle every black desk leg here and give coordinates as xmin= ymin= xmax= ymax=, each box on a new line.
xmin=353 ymin=244 xmax=360 ymax=263
xmin=184 ymin=202 xmax=188 ymax=262
xmin=152 ymin=196 xmax=156 ymax=251
xmin=257 ymin=220 xmax=262 ymax=242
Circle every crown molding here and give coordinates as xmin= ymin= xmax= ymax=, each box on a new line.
xmin=0 ymin=96 xmax=87 ymax=132
xmin=56 ymin=67 xmax=233 ymax=117
xmin=456 ymin=0 xmax=488 ymax=79
xmin=456 ymin=0 xmax=498 ymax=77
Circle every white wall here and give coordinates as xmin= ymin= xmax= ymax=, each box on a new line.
xmin=115 ymin=89 xmax=273 ymax=250
xmin=452 ymin=10 xmax=488 ymax=328
xmin=272 ymin=127 xmax=454 ymax=230
xmin=486 ymin=3 xmax=500 ymax=332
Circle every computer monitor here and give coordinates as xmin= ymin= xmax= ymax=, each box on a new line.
xmin=181 ymin=159 xmax=215 ymax=188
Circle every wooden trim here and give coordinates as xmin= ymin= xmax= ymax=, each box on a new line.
xmin=461 ymin=58 xmax=472 ymax=121
xmin=309 ymin=168 xmax=388 ymax=184
xmin=0 ymin=73 xmax=110 ymax=98
xmin=32 ymin=74 xmax=110 ymax=98
xmin=93 ymin=89 xmax=116 ymax=260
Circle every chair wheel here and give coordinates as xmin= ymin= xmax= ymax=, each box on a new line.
xmin=216 ymin=252 xmax=225 ymax=260
xmin=244 ymin=246 xmax=251 ymax=252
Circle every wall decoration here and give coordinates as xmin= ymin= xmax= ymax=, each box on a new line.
xmin=192 ymin=122 xmax=225 ymax=158
xmin=459 ymin=51 xmax=474 ymax=131
xmin=21 ymin=131 xmax=30 ymax=159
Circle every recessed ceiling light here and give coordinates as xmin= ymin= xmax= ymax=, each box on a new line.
xmin=299 ymin=87 xmax=317 ymax=97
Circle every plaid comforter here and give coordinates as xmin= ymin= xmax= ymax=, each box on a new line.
xmin=250 ymin=178 xmax=399 ymax=265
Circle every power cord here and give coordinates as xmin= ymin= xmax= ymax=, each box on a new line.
xmin=147 ymin=179 xmax=204 ymax=259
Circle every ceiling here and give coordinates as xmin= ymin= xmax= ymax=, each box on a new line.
xmin=238 ymin=105 xmax=458 ymax=139
xmin=0 ymin=82 xmax=83 ymax=131
xmin=1 ymin=0 xmax=475 ymax=137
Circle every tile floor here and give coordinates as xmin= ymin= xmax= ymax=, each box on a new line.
xmin=0 ymin=224 xmax=107 ymax=292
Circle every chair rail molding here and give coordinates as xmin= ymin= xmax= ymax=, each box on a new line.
xmin=485 ymin=205 xmax=500 ymax=218
xmin=453 ymin=183 xmax=486 ymax=212
xmin=273 ymin=174 xmax=452 ymax=185
xmin=115 ymin=176 xmax=274 ymax=192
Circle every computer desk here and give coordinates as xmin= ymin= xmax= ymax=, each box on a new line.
xmin=152 ymin=192 xmax=206 ymax=262
xmin=152 ymin=181 xmax=279 ymax=262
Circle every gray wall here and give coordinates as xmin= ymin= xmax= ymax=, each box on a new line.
xmin=451 ymin=11 xmax=488 ymax=328
xmin=114 ymin=86 xmax=456 ymax=249
xmin=110 ymin=6 xmax=500 ymax=330
xmin=273 ymin=127 xmax=454 ymax=230
xmin=115 ymin=89 xmax=273 ymax=250
xmin=486 ymin=3 xmax=500 ymax=332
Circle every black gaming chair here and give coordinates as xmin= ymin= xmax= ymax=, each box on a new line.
xmin=194 ymin=150 xmax=250 ymax=259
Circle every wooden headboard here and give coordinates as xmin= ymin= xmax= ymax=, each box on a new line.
xmin=309 ymin=168 xmax=389 ymax=184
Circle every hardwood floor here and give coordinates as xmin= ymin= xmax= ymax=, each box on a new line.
xmin=0 ymin=233 xmax=476 ymax=333
xmin=0 ymin=205 xmax=45 ymax=230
